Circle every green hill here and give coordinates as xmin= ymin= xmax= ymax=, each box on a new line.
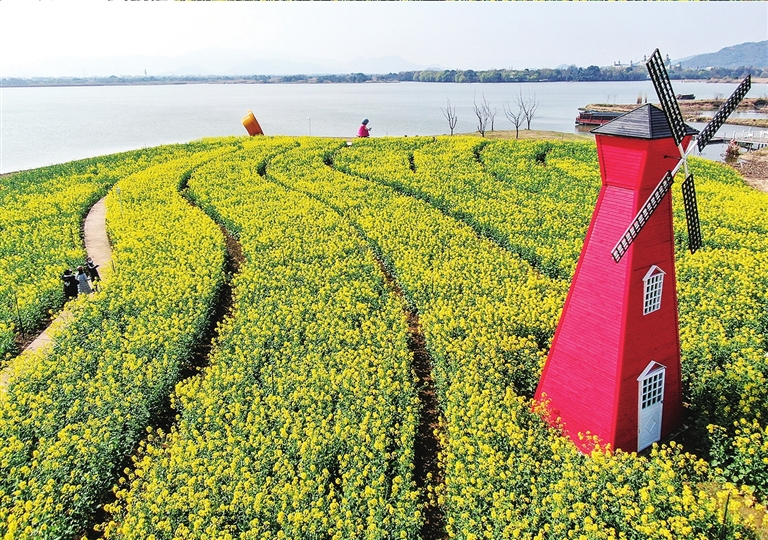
xmin=678 ymin=40 xmax=768 ymax=69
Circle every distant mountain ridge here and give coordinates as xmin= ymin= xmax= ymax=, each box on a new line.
xmin=677 ymin=41 xmax=767 ymax=69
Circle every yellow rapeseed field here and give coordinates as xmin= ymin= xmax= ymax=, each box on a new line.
xmin=0 ymin=135 xmax=765 ymax=539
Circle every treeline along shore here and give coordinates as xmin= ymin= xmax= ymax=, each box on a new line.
xmin=4 ymin=64 xmax=767 ymax=88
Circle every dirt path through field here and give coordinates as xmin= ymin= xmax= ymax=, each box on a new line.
xmin=0 ymin=196 xmax=112 ymax=392
xmin=83 ymin=197 xmax=113 ymax=277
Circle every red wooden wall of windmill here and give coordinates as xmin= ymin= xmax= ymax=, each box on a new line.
xmin=535 ymin=105 xmax=685 ymax=452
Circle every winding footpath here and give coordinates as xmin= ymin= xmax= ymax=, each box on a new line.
xmin=0 ymin=196 xmax=111 ymax=391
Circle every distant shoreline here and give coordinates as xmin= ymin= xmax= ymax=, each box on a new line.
xmin=3 ymin=74 xmax=766 ymax=89
xmin=5 ymin=80 xmax=766 ymax=90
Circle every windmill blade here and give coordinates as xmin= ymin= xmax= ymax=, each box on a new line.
xmin=612 ymin=172 xmax=674 ymax=263
xmin=681 ymin=174 xmax=702 ymax=254
xmin=647 ymin=49 xmax=687 ymax=147
xmin=696 ymin=75 xmax=752 ymax=151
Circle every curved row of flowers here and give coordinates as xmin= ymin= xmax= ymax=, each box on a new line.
xmin=334 ymin=137 xmax=600 ymax=280
xmin=336 ymin=136 xmax=768 ymax=502
xmin=267 ymin=138 xmax=752 ymax=538
xmin=0 ymin=143 xmax=234 ymax=538
xmin=0 ymin=144 xmax=214 ymax=361
xmin=101 ymin=136 xmax=422 ymax=539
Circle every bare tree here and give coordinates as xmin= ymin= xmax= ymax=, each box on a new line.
xmin=519 ymin=90 xmax=539 ymax=130
xmin=503 ymin=100 xmax=524 ymax=138
xmin=487 ymin=103 xmax=497 ymax=131
xmin=473 ymin=93 xmax=491 ymax=137
xmin=441 ymin=99 xmax=458 ymax=135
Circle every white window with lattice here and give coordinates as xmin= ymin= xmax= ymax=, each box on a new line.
xmin=642 ymin=265 xmax=665 ymax=315
xmin=638 ymin=361 xmax=666 ymax=451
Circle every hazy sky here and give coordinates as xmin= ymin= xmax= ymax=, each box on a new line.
xmin=1 ymin=1 xmax=766 ymax=76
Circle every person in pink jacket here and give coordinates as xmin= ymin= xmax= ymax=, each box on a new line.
xmin=357 ymin=118 xmax=371 ymax=137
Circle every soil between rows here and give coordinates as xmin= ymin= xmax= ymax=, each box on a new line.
xmin=373 ymin=258 xmax=448 ymax=540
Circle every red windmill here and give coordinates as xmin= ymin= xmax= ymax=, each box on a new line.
xmin=535 ymin=50 xmax=751 ymax=453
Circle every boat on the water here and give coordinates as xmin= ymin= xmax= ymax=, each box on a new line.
xmin=575 ymin=110 xmax=625 ymax=126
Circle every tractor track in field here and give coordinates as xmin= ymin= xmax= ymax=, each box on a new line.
xmin=264 ymin=159 xmax=448 ymax=540
xmin=151 ymin=182 xmax=245 ymax=433
xmin=373 ymin=257 xmax=448 ymax=540
xmin=87 ymin=175 xmax=246 ymax=539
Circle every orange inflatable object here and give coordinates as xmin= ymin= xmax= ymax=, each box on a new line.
xmin=242 ymin=110 xmax=264 ymax=136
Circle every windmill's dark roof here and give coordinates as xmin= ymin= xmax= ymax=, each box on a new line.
xmin=591 ymin=104 xmax=698 ymax=140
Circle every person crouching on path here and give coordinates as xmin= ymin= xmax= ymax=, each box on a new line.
xmin=76 ymin=266 xmax=92 ymax=294
xmin=86 ymin=257 xmax=100 ymax=282
xmin=357 ymin=118 xmax=371 ymax=138
xmin=62 ymin=269 xmax=78 ymax=300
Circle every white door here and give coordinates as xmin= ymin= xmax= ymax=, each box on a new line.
xmin=638 ymin=365 xmax=665 ymax=451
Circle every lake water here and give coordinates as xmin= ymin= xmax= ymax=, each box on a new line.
xmin=2 ymin=80 xmax=766 ymax=173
